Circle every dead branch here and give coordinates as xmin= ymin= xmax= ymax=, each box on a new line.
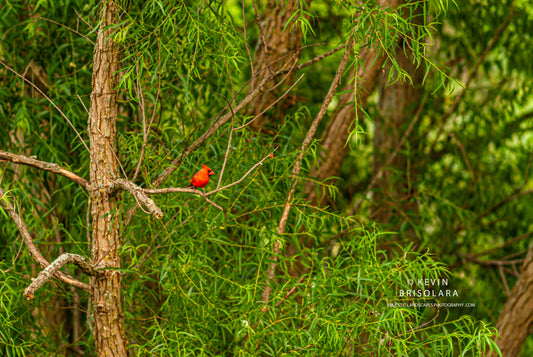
xmin=114 ymin=179 xmax=164 ymax=219
xmin=236 ymin=73 xmax=305 ymax=130
xmin=36 ymin=16 xmax=95 ymax=46
xmin=24 ymin=253 xmax=97 ymax=300
xmin=0 ymin=150 xmax=89 ymax=189
xmin=131 ymin=45 xmax=162 ymax=183
xmin=0 ymin=187 xmax=91 ymax=292
xmin=216 ymin=96 xmax=236 ymax=189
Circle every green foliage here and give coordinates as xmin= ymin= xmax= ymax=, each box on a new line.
xmin=0 ymin=266 xmax=30 ymax=356
xmin=5 ymin=0 xmax=532 ymax=355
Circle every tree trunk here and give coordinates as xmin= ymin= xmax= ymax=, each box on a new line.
xmin=372 ymin=39 xmax=423 ymax=231
xmin=490 ymin=245 xmax=533 ymax=356
xmin=88 ymin=1 xmax=127 ymax=356
xmin=303 ymin=46 xmax=386 ymax=206
xmin=247 ymin=0 xmax=309 ymax=130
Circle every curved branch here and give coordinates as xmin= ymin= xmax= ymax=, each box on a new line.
xmin=0 ymin=150 xmax=89 ymax=189
xmin=24 ymin=253 xmax=97 ymax=300
xmin=0 ymin=187 xmax=91 ymax=292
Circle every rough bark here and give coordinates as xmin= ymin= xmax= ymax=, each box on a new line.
xmin=490 ymin=246 xmax=533 ymax=357
xmin=88 ymin=1 xmax=127 ymax=355
xmin=247 ymin=0 xmax=309 ymax=130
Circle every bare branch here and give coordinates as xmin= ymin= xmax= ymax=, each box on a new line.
xmin=242 ymin=0 xmax=254 ymax=74
xmin=203 ymin=194 xmax=224 ymax=211
xmin=131 ymin=61 xmax=149 ymax=182
xmin=463 ymin=254 xmax=525 ymax=267
xmin=0 ymin=187 xmax=91 ymax=292
xmin=216 ymin=96 xmax=236 ymax=189
xmin=114 ymin=179 xmax=164 ymax=219
xmin=292 ymin=44 xmax=346 ymax=73
xmin=236 ymin=73 xmax=305 ymax=130
xmin=36 ymin=16 xmax=95 ymax=45
xmin=0 ymin=150 xmax=89 ymax=189
xmin=24 ymin=253 xmax=97 ymax=300
xmin=468 ymin=231 xmax=533 ymax=258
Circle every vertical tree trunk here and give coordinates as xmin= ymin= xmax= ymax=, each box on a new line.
xmin=372 ymin=42 xmax=423 ymax=228
xmin=303 ymin=46 xmax=386 ymax=206
xmin=303 ymin=0 xmax=404 ymax=207
xmin=247 ymin=0 xmax=309 ymax=130
xmin=490 ymin=246 xmax=533 ymax=356
xmin=88 ymin=1 xmax=127 ymax=355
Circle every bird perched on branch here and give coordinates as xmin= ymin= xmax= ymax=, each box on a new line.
xmin=187 ymin=164 xmax=215 ymax=189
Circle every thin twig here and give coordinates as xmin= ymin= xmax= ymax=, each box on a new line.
xmin=131 ymin=44 xmax=162 ymax=183
xmin=242 ymin=0 xmax=255 ymax=75
xmin=469 ymin=231 xmax=533 ymax=258
xmin=36 ymin=16 xmax=95 ymax=45
xmin=132 ymin=61 xmax=148 ymax=182
xmin=293 ymin=44 xmax=346 ymax=72
xmin=463 ymin=254 xmax=525 ymax=266
xmin=499 ymin=265 xmax=511 ymax=296
xmin=0 ymin=60 xmax=90 ymax=154
xmin=274 ymin=275 xmax=307 ymax=308
xmin=236 ymin=73 xmax=305 ymax=130
xmin=450 ymin=133 xmax=475 ymax=179
xmin=217 ymin=98 xmax=235 ymax=190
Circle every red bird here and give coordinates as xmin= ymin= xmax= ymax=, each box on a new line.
xmin=188 ymin=164 xmax=215 ymax=189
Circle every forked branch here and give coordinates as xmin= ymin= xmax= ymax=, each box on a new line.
xmin=24 ymin=253 xmax=98 ymax=300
